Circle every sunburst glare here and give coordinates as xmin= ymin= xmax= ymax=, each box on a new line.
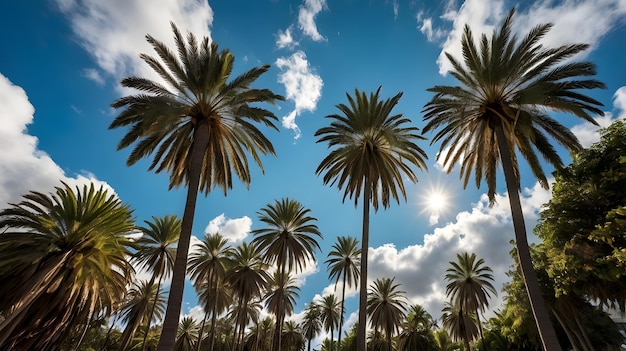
xmin=419 ymin=183 xmax=452 ymax=226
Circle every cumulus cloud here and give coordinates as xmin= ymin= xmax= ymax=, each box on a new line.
xmin=298 ymin=0 xmax=328 ymax=42
xmin=571 ymin=86 xmax=626 ymax=147
xmin=275 ymin=51 xmax=323 ymax=139
xmin=435 ymin=0 xmax=626 ymax=75
xmin=276 ymin=27 xmax=297 ymax=49
xmin=204 ymin=214 xmax=252 ymax=242
xmin=0 ymin=73 xmax=113 ymax=207
xmin=55 ymin=0 xmax=213 ymax=87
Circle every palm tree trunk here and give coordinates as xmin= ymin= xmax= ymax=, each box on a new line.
xmin=142 ymin=274 xmax=163 ymax=351
xmin=208 ymin=296 xmax=219 ymax=351
xmin=273 ymin=260 xmax=287 ymax=351
xmin=494 ymin=125 xmax=562 ymax=351
xmin=196 ymin=272 xmax=214 ymax=351
xmin=157 ymin=119 xmax=209 ymax=351
xmin=337 ymin=269 xmax=347 ymax=350
xmin=357 ymin=173 xmax=371 ymax=351
xmin=101 ymin=311 xmax=123 ymax=351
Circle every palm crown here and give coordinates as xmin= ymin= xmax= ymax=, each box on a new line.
xmin=422 ymin=8 xmax=605 ymax=203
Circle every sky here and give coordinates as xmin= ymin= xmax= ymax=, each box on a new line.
xmin=1 ymin=0 xmax=626 ymax=344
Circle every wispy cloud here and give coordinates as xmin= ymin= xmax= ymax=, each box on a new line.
xmin=298 ymin=0 xmax=328 ymax=42
xmin=81 ymin=68 xmax=105 ymax=85
xmin=55 ymin=0 xmax=213 ymax=89
xmin=275 ymin=51 xmax=323 ymax=140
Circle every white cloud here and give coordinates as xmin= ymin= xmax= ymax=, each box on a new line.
xmin=298 ymin=0 xmax=328 ymax=42
xmin=436 ymin=0 xmax=626 ymax=75
xmin=81 ymin=68 xmax=105 ymax=85
xmin=275 ymin=51 xmax=324 ymax=140
xmin=276 ymin=27 xmax=298 ymax=49
xmin=55 ymin=0 xmax=213 ymax=88
xmin=0 ymin=73 xmax=112 ymax=207
xmin=419 ymin=17 xmax=445 ymax=42
xmin=204 ymin=214 xmax=252 ymax=242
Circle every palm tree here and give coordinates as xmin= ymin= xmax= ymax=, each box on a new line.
xmin=422 ymin=8 xmax=605 ymax=351
xmin=0 ymin=182 xmax=135 ymax=351
xmin=319 ymin=294 xmax=341 ymax=351
xmin=251 ymin=197 xmax=322 ymax=350
xmin=325 ymin=235 xmax=360 ymax=349
xmin=301 ymin=303 xmax=322 ymax=351
xmin=398 ymin=304 xmax=437 ymax=351
xmin=226 ymin=242 xmax=269 ymax=351
xmin=133 ymin=215 xmax=180 ymax=351
xmin=445 ymin=252 xmax=496 ymax=349
xmin=118 ymin=280 xmax=166 ymax=351
xmin=109 ymin=23 xmax=283 ymax=351
xmin=174 ymin=317 xmax=200 ymax=351
xmin=433 ymin=329 xmax=462 ymax=351
xmin=367 ymin=277 xmax=408 ymax=351
xmin=315 ymin=86 xmax=428 ymax=350
xmin=282 ymin=320 xmax=306 ymax=351
xmin=188 ymin=233 xmax=233 ymax=351
xmin=441 ymin=301 xmax=479 ymax=351
xmin=245 ymin=317 xmax=274 ymax=351
xmin=263 ymin=270 xmax=300 ymax=346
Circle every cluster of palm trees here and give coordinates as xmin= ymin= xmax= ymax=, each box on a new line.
xmin=0 ymin=6 xmax=607 ymax=351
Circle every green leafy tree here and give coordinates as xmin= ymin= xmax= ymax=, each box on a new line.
xmin=251 ymin=197 xmax=321 ymax=350
xmin=367 ymin=277 xmax=407 ymax=351
xmin=188 ymin=233 xmax=233 ymax=351
xmin=110 ymin=23 xmax=283 ymax=351
xmin=133 ymin=215 xmax=180 ymax=351
xmin=0 ymin=183 xmax=135 ymax=351
xmin=315 ymin=87 xmax=428 ymax=351
xmin=536 ymin=119 xmax=626 ymax=309
xmin=325 ymin=236 xmax=360 ymax=349
xmin=422 ymin=8 xmax=605 ymax=350
xmin=433 ymin=329 xmax=462 ymax=351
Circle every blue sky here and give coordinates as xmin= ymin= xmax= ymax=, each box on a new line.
xmin=1 ymin=0 xmax=625 ymax=341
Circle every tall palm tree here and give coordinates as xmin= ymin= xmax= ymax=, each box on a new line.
xmin=282 ymin=320 xmax=306 ymax=351
xmin=367 ymin=277 xmax=408 ymax=351
xmin=118 ymin=280 xmax=166 ymax=351
xmin=109 ymin=23 xmax=283 ymax=351
xmin=245 ymin=316 xmax=274 ymax=351
xmin=301 ymin=303 xmax=322 ymax=351
xmin=325 ymin=235 xmax=360 ymax=349
xmin=398 ymin=304 xmax=437 ymax=351
xmin=188 ymin=233 xmax=233 ymax=351
xmin=133 ymin=215 xmax=180 ymax=351
xmin=441 ymin=301 xmax=479 ymax=351
xmin=445 ymin=252 xmax=496 ymax=349
xmin=251 ymin=197 xmax=322 ymax=350
xmin=263 ymin=270 xmax=300 ymax=345
xmin=0 ymin=182 xmax=135 ymax=351
xmin=319 ymin=295 xmax=341 ymax=351
xmin=315 ymin=86 xmax=428 ymax=350
xmin=422 ymin=8 xmax=605 ymax=351
xmin=226 ymin=242 xmax=269 ymax=351
xmin=174 ymin=317 xmax=200 ymax=351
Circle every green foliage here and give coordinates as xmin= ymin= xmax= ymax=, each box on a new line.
xmin=536 ymin=119 xmax=626 ymax=308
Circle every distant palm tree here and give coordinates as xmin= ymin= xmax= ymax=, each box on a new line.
xmin=441 ymin=301 xmax=478 ymax=351
xmin=226 ymin=242 xmax=269 ymax=351
xmin=188 ymin=233 xmax=233 ymax=351
xmin=325 ymin=235 xmax=360 ymax=349
xmin=445 ymin=252 xmax=496 ymax=349
xmin=245 ymin=316 xmax=274 ymax=351
xmin=316 ymin=87 xmax=428 ymax=351
xmin=398 ymin=304 xmax=437 ymax=351
xmin=174 ymin=317 xmax=200 ymax=351
xmin=319 ymin=295 xmax=341 ymax=351
xmin=301 ymin=303 xmax=322 ymax=351
xmin=0 ymin=183 xmax=135 ymax=351
xmin=133 ymin=215 xmax=180 ymax=351
xmin=422 ymin=8 xmax=605 ymax=351
xmin=433 ymin=329 xmax=462 ymax=351
xmin=263 ymin=270 xmax=300 ymax=345
xmin=367 ymin=277 xmax=408 ymax=351
xmin=119 ymin=280 xmax=166 ymax=351
xmin=251 ymin=197 xmax=321 ymax=350
xmin=282 ymin=320 xmax=306 ymax=351
xmin=110 ymin=23 xmax=283 ymax=351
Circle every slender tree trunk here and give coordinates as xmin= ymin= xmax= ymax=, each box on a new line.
xmin=142 ymin=274 xmax=164 ymax=351
xmin=273 ymin=260 xmax=287 ymax=351
xmin=101 ymin=312 xmax=123 ymax=351
xmin=195 ymin=272 xmax=213 ymax=351
xmin=157 ymin=119 xmax=209 ymax=351
xmin=357 ymin=173 xmax=371 ymax=351
xmin=73 ymin=312 xmax=95 ymax=351
xmin=208 ymin=294 xmax=219 ymax=351
xmin=495 ymin=125 xmax=562 ymax=351
xmin=337 ymin=269 xmax=347 ymax=350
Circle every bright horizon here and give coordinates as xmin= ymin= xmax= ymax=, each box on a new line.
xmin=1 ymin=0 xmax=625 ymax=344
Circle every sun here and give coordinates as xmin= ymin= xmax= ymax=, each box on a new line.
xmin=427 ymin=191 xmax=448 ymax=212
xmin=419 ymin=183 xmax=452 ymax=226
